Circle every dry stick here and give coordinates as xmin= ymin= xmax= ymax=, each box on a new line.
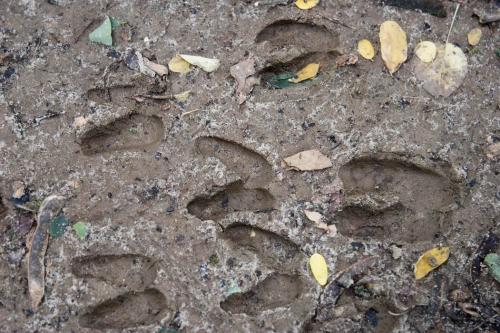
xmin=446 ymin=3 xmax=461 ymax=46
xmin=28 ymin=195 xmax=65 ymax=310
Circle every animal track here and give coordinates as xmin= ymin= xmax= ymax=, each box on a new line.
xmin=79 ymin=114 xmax=164 ymax=155
xmin=196 ymin=136 xmax=273 ymax=189
xmin=187 ymin=181 xmax=275 ymax=221
xmin=256 ymin=20 xmax=338 ymax=52
xmin=220 ymin=273 xmax=304 ymax=316
xmin=221 ymin=224 xmax=301 ymax=270
xmin=336 ymin=157 xmax=457 ymax=242
xmin=71 ymin=254 xmax=157 ymax=291
xmin=79 ymin=289 xmax=169 ymax=329
xmin=87 ymin=85 xmax=135 ymax=105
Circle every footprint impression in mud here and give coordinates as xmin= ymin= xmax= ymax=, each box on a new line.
xmin=255 ymin=19 xmax=340 ymax=88
xmin=188 ymin=137 xmax=309 ymax=316
xmin=335 ymin=155 xmax=459 ymax=243
xmin=70 ymin=254 xmax=173 ymax=329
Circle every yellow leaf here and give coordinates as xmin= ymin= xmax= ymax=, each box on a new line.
xmin=173 ymin=90 xmax=191 ymax=103
xmin=467 ymin=28 xmax=482 ymax=46
xmin=168 ymin=55 xmax=191 ymax=74
xmin=414 ymin=247 xmax=450 ymax=280
xmin=310 ymin=253 xmax=328 ymax=286
xmin=379 ymin=21 xmax=408 ymax=74
xmin=357 ymin=39 xmax=375 ymax=60
xmin=179 ymin=54 xmax=220 ymax=72
xmin=295 ymin=0 xmax=319 ymax=10
xmin=289 ymin=63 xmax=319 ymax=83
xmin=415 ymin=41 xmax=437 ymax=63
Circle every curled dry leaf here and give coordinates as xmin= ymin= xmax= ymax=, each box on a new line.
xmin=289 ymin=63 xmax=319 ymax=83
xmin=136 ymin=51 xmax=156 ymax=78
xmin=230 ymin=57 xmax=258 ymax=104
xmin=28 ymin=195 xmax=65 ymax=310
xmin=379 ymin=21 xmax=407 ymax=74
xmin=414 ymin=247 xmax=449 ymax=280
xmin=179 ymin=54 xmax=220 ymax=73
xmin=415 ymin=41 xmax=437 ymax=63
xmin=485 ymin=142 xmax=500 ymax=160
xmin=414 ymin=43 xmax=467 ymax=98
xmin=467 ymin=28 xmax=482 ymax=46
xmin=335 ymin=54 xmax=358 ymax=67
xmin=310 ymin=253 xmax=328 ymax=286
xmin=357 ymin=39 xmax=375 ymax=60
xmin=295 ymin=0 xmax=319 ymax=10
xmin=283 ymin=149 xmax=332 ymax=171
xmin=143 ymin=57 xmax=168 ymax=76
xmin=305 ymin=210 xmax=337 ymax=236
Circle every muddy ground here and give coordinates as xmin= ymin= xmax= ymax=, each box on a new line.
xmin=0 ymin=0 xmax=499 ymax=332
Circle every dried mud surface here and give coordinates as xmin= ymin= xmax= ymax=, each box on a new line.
xmin=0 ymin=1 xmax=499 ymax=332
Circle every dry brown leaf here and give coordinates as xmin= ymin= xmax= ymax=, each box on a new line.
xmin=414 ymin=43 xmax=468 ymax=97
xmin=379 ymin=21 xmax=407 ymax=74
xmin=230 ymin=57 xmax=258 ymax=104
xmin=28 ymin=196 xmax=64 ymax=310
xmin=143 ymin=57 xmax=168 ymax=76
xmin=335 ymin=54 xmax=358 ymax=67
xmin=283 ymin=149 xmax=332 ymax=171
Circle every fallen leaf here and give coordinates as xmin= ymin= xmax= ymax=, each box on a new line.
xmin=174 ymin=90 xmax=191 ymax=103
xmin=414 ymin=247 xmax=449 ymax=280
xmin=135 ymin=51 xmax=156 ymax=77
xmin=357 ymin=39 xmax=375 ymax=60
xmin=28 ymin=196 xmax=64 ymax=310
xmin=310 ymin=253 xmax=328 ymax=286
xmin=379 ymin=21 xmax=407 ymax=74
xmin=49 ymin=214 xmax=70 ymax=238
xmin=484 ymin=253 xmax=500 ymax=283
xmin=295 ymin=0 xmax=319 ymax=10
xmin=284 ymin=149 xmax=332 ymax=171
xmin=73 ymin=221 xmax=88 ymax=240
xmin=168 ymin=55 xmax=191 ymax=74
xmin=467 ymin=27 xmax=482 ymax=46
xmin=179 ymin=54 xmax=220 ymax=73
xmin=305 ymin=210 xmax=337 ymax=235
xmin=486 ymin=142 xmax=500 ymax=160
xmin=289 ymin=63 xmax=319 ymax=83
xmin=336 ymin=54 xmax=358 ymax=67
xmin=143 ymin=58 xmax=168 ymax=76
xmin=415 ymin=41 xmax=437 ymax=63
xmin=230 ymin=57 xmax=258 ymax=104
xmin=89 ymin=16 xmax=113 ymax=46
xmin=414 ymin=43 xmax=467 ymax=97
xmin=304 ymin=210 xmax=323 ymax=223
xmin=73 ymin=116 xmax=88 ymax=128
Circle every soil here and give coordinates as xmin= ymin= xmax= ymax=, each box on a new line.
xmin=0 ymin=0 xmax=499 ymax=332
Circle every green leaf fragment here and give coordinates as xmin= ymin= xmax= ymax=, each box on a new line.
xmin=265 ymin=72 xmax=295 ymax=89
xmin=109 ymin=16 xmax=121 ymax=30
xmin=73 ymin=221 xmax=88 ymax=240
xmin=484 ymin=253 xmax=500 ymax=283
xmin=49 ymin=215 xmax=70 ymax=238
xmin=89 ymin=16 xmax=113 ymax=46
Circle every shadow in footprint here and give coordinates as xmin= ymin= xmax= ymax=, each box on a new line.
xmin=79 ymin=289 xmax=169 ymax=329
xmin=0 ymin=196 xmax=6 ymax=218
xmin=79 ymin=114 xmax=164 ymax=155
xmin=256 ymin=20 xmax=338 ymax=52
xmin=220 ymin=273 xmax=304 ymax=316
xmin=196 ymin=136 xmax=273 ymax=189
xmin=71 ymin=254 xmax=157 ymax=291
xmin=337 ymin=157 xmax=458 ymax=242
xmin=87 ymin=85 xmax=135 ymax=105
xmin=187 ymin=181 xmax=275 ymax=221
xmin=221 ymin=224 xmax=301 ymax=270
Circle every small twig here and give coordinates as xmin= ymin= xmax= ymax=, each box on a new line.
xmin=135 ymin=94 xmax=175 ymax=100
xmin=181 ymin=109 xmax=202 ymax=118
xmin=446 ymin=3 xmax=461 ymax=46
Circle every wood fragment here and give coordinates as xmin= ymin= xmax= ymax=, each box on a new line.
xmin=473 ymin=8 xmax=500 ymax=24
xmin=28 ymin=195 xmax=65 ymax=310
